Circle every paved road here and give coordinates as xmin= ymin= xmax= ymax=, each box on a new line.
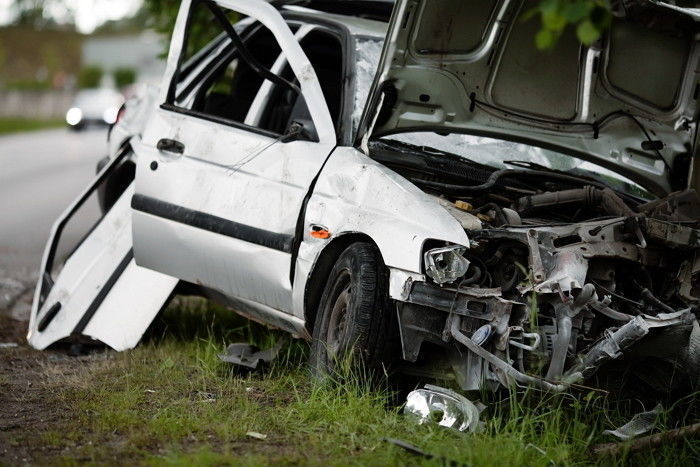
xmin=0 ymin=128 xmax=108 ymax=317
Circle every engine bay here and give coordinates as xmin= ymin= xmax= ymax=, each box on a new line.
xmin=370 ymin=139 xmax=700 ymax=392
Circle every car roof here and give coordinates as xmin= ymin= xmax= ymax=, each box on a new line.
xmin=282 ymin=5 xmax=388 ymax=39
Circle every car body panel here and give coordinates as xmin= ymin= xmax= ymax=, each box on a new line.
xmin=291 ymin=146 xmax=469 ymax=320
xmin=357 ymin=0 xmax=700 ymax=195
xmin=27 ymin=182 xmax=177 ymax=351
xmin=131 ymin=0 xmax=337 ymax=322
xmin=301 ymin=146 xmax=469 ymax=274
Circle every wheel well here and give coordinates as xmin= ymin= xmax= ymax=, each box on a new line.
xmin=303 ymin=233 xmax=381 ymax=336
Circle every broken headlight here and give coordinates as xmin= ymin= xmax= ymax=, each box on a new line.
xmin=424 ymin=245 xmax=470 ymax=285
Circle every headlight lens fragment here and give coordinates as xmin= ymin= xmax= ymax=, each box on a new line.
xmin=424 ymin=245 xmax=470 ymax=285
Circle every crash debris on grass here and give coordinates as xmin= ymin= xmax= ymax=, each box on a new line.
xmin=603 ymin=404 xmax=663 ymax=441
xmin=218 ymin=341 xmax=285 ymax=370
xmin=404 ymin=385 xmax=484 ymax=433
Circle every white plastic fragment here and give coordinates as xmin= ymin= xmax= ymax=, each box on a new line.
xmin=603 ymin=404 xmax=663 ymax=440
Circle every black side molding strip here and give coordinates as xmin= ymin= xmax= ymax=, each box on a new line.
xmin=131 ymin=195 xmax=294 ymax=253
xmin=37 ymin=302 xmax=62 ymax=332
xmin=72 ymin=248 xmax=134 ymax=335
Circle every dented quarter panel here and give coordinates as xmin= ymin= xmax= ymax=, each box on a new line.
xmin=291 ymin=146 xmax=470 ymax=318
xmin=305 ymin=147 xmax=469 ymax=271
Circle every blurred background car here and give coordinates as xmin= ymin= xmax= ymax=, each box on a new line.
xmin=65 ymin=87 xmax=124 ymax=130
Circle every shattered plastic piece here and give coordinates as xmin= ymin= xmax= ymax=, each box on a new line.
xmin=562 ymin=316 xmax=651 ymax=385
xmin=218 ymin=340 xmax=284 ymax=369
xmin=246 ymin=431 xmax=267 ymax=440
xmin=592 ymin=422 xmax=700 ymax=458
xmin=404 ymin=384 xmax=483 ymax=432
xmin=603 ymin=404 xmax=663 ymax=440
xmin=471 ymin=324 xmax=493 ymax=346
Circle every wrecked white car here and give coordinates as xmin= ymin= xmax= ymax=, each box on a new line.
xmin=29 ymin=0 xmax=700 ymax=394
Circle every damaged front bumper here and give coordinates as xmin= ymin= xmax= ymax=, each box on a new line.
xmin=389 ymin=216 xmax=700 ymax=393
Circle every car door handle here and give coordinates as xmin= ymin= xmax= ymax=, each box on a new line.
xmin=157 ymin=138 xmax=185 ymax=156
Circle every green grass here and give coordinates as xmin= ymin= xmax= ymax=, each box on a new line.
xmin=42 ymin=299 xmax=700 ymax=465
xmin=0 ymin=117 xmax=64 ymax=135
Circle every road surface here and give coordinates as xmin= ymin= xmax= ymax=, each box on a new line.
xmin=0 ymin=128 xmax=108 ymax=318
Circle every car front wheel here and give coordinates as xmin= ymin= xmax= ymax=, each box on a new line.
xmin=309 ymin=242 xmax=395 ymax=380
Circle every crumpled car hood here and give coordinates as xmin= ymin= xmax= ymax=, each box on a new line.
xmin=359 ymin=0 xmax=700 ymax=195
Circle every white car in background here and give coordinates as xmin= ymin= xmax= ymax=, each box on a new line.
xmin=30 ymin=0 xmax=700 ymax=394
xmin=66 ymin=88 xmax=124 ymax=131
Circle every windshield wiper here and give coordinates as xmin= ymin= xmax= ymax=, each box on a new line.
xmin=504 ymin=160 xmax=601 ymax=184
xmin=503 ymin=159 xmax=646 ymax=201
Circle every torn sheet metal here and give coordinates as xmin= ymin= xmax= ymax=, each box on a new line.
xmin=218 ymin=340 xmax=284 ymax=369
xmin=27 ymin=182 xmax=177 ymax=351
xmin=404 ymin=384 xmax=483 ymax=432
xmin=603 ymin=404 xmax=663 ymax=440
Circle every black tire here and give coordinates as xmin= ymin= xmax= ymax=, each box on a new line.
xmin=309 ymin=242 xmax=395 ymax=380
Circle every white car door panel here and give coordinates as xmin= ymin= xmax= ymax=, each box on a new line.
xmin=132 ymin=0 xmax=336 ymax=315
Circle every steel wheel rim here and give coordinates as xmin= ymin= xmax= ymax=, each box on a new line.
xmin=326 ymin=270 xmax=352 ymax=358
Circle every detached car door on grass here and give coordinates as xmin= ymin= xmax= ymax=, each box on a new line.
xmin=131 ymin=0 xmax=336 ymax=319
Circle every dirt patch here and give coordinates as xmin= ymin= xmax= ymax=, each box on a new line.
xmin=0 ymin=274 xmax=34 ymax=321
xmin=0 ymin=315 xmax=109 ymax=464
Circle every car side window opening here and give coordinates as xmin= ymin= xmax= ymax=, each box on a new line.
xmin=257 ymin=29 xmax=344 ymax=136
xmin=190 ymin=26 xmax=282 ymax=123
xmin=168 ymin=0 xmax=306 ymax=136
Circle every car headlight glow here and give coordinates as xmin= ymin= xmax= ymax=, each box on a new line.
xmin=103 ymin=106 xmax=119 ymax=124
xmin=66 ymin=107 xmax=82 ymax=126
xmin=424 ymin=245 xmax=470 ymax=285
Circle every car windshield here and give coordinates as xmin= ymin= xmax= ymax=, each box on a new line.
xmin=381 ymin=132 xmax=655 ymax=200
xmin=353 ymin=37 xmax=383 ymax=134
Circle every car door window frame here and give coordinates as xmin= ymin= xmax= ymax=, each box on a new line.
xmin=176 ymin=21 xmax=300 ymax=109
xmin=282 ymin=12 xmax=355 ymax=146
xmin=174 ymin=21 xmax=253 ymax=104
xmin=159 ymin=0 xmax=336 ymax=144
xmin=244 ymin=23 xmax=313 ymax=127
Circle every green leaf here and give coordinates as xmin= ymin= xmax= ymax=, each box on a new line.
xmin=521 ymin=6 xmax=540 ymax=22
xmin=576 ymin=20 xmax=601 ymax=45
xmin=535 ymin=28 xmax=556 ymax=50
xmin=542 ymin=9 xmax=567 ymax=32
xmin=562 ymin=1 xmax=590 ymax=22
xmin=538 ymin=0 xmax=559 ymax=14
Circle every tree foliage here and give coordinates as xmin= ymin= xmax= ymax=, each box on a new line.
xmin=526 ymin=0 xmax=612 ymax=50
xmin=10 ymin=0 xmax=75 ymax=30
xmin=142 ymin=0 xmax=183 ymax=58
xmin=139 ymin=0 xmax=616 ymax=57
xmin=114 ymin=67 xmax=137 ymax=89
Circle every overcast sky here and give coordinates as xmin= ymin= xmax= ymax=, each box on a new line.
xmin=0 ymin=0 xmax=143 ymax=33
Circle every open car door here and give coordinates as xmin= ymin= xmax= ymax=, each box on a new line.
xmin=27 ymin=150 xmax=178 ymax=351
xmin=130 ymin=0 xmax=337 ymax=328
